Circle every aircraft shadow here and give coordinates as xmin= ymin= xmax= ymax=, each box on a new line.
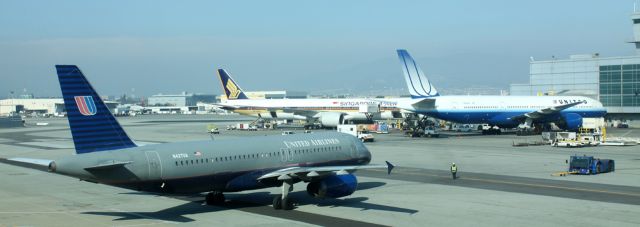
xmin=82 ymin=200 xmax=224 ymax=222
xmin=87 ymin=181 xmax=415 ymax=222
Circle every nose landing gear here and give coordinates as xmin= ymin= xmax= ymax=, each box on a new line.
xmin=273 ymin=179 xmax=295 ymax=210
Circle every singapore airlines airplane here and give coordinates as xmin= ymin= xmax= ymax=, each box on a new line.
xmin=216 ymin=69 xmax=404 ymax=127
xmin=6 ymin=65 xmax=393 ymax=210
xmin=395 ymin=49 xmax=607 ymax=131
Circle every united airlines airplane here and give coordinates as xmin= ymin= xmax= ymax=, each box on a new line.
xmin=7 ymin=65 xmax=393 ymax=210
xmin=395 ymin=49 xmax=607 ymax=131
xmin=216 ymin=69 xmax=404 ymax=127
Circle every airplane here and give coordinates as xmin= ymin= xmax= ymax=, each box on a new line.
xmin=7 ymin=65 xmax=393 ymax=210
xmin=394 ymin=49 xmax=607 ymax=133
xmin=216 ymin=69 xmax=405 ymax=128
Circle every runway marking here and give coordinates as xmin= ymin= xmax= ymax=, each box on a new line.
xmin=620 ymin=130 xmax=634 ymax=137
xmin=461 ymin=176 xmax=640 ymax=198
xmin=362 ymin=168 xmax=640 ymax=199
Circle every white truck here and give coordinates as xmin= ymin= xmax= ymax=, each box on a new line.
xmin=337 ymin=124 xmax=374 ymax=142
xmin=423 ymin=126 xmax=440 ymax=137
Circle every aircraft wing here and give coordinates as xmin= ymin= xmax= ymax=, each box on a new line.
xmin=273 ymin=107 xmax=319 ymax=118
xmin=257 ymin=161 xmax=394 ymax=181
xmin=212 ymin=103 xmax=241 ymax=110
xmin=510 ymin=101 xmax=585 ymax=121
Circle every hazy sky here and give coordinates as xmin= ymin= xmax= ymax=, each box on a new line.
xmin=1 ymin=0 xmax=638 ymax=98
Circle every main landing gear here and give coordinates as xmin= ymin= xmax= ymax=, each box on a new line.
xmin=273 ymin=180 xmax=294 ymax=210
xmin=205 ymin=191 xmax=225 ymax=205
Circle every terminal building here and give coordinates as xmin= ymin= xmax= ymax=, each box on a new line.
xmin=510 ymin=10 xmax=640 ymax=125
xmin=0 ymin=98 xmax=118 ymax=116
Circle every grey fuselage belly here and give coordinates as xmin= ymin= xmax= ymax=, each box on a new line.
xmin=52 ymin=132 xmax=371 ymax=194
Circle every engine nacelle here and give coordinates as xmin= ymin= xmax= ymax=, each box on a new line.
xmin=561 ymin=113 xmax=583 ymax=130
xmin=379 ymin=111 xmax=403 ymax=119
xmin=318 ymin=112 xmax=345 ymax=127
xmin=306 ymin=174 xmax=358 ymax=198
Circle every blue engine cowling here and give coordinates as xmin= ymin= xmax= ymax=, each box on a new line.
xmin=306 ymin=174 xmax=358 ymax=198
xmin=562 ymin=113 xmax=583 ymax=130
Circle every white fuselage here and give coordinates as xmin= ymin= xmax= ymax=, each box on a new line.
xmin=400 ymin=95 xmax=606 ymax=127
xmin=222 ymin=98 xmax=406 ymax=121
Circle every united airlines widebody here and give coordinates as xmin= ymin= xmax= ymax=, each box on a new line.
xmin=7 ymin=65 xmax=393 ymax=210
xmin=395 ymin=49 xmax=607 ymax=131
xmin=216 ymin=69 xmax=404 ymax=127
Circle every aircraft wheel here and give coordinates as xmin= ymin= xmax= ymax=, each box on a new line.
xmin=282 ymin=198 xmax=294 ymax=210
xmin=206 ymin=192 xmax=225 ymax=205
xmin=272 ymin=196 xmax=282 ymax=210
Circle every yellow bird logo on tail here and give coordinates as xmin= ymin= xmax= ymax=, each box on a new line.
xmin=226 ymin=78 xmax=241 ymax=99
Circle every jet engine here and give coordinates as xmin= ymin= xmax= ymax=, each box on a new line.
xmin=560 ymin=113 xmax=583 ymax=130
xmin=306 ymin=174 xmax=358 ymax=198
xmin=318 ymin=112 xmax=345 ymax=127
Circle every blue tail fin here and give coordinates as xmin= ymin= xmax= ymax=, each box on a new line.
xmin=217 ymin=69 xmax=249 ymax=100
xmin=396 ymin=49 xmax=439 ymax=98
xmin=56 ymin=65 xmax=136 ymax=154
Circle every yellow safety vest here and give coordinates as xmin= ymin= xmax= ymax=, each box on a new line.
xmin=451 ymin=166 xmax=457 ymax=172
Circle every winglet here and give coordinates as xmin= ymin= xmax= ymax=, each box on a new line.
xmin=396 ymin=49 xmax=439 ymax=98
xmin=385 ymin=161 xmax=395 ymax=175
xmin=217 ymin=69 xmax=249 ymax=100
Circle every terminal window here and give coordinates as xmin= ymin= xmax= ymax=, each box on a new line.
xmin=599 ymin=64 xmax=640 ymax=107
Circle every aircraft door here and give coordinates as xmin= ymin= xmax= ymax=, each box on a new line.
xmin=145 ymin=150 xmax=163 ymax=180
xmin=280 ymin=148 xmax=293 ymax=162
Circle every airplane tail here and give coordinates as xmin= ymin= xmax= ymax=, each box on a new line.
xmin=56 ymin=65 xmax=137 ymax=154
xmin=217 ymin=69 xmax=249 ymax=100
xmin=397 ymin=49 xmax=439 ymax=98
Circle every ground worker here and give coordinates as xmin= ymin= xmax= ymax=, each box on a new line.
xmin=450 ymin=163 xmax=458 ymax=179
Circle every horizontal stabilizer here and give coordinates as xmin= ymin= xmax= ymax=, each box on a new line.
xmin=7 ymin=157 xmax=53 ymax=167
xmin=410 ymin=98 xmax=436 ymax=110
xmin=84 ymin=160 xmax=133 ymax=171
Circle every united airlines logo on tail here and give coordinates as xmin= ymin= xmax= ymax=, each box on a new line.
xmin=397 ymin=49 xmax=439 ymax=98
xmin=226 ymin=79 xmax=241 ymax=99
xmin=74 ymin=96 xmax=97 ymax=116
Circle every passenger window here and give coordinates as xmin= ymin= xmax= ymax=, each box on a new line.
xmin=175 ymin=161 xmax=178 ymax=166
xmin=180 ymin=160 xmax=183 ymax=165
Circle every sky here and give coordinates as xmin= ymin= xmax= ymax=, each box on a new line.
xmin=0 ymin=0 xmax=638 ymax=98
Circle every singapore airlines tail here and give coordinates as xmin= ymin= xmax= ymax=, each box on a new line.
xmin=397 ymin=49 xmax=439 ymax=98
xmin=218 ymin=69 xmax=249 ymax=100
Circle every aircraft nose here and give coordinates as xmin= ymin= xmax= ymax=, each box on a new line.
xmin=354 ymin=139 xmax=371 ymax=164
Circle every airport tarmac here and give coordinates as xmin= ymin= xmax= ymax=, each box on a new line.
xmin=1 ymin=115 xmax=639 ymax=226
